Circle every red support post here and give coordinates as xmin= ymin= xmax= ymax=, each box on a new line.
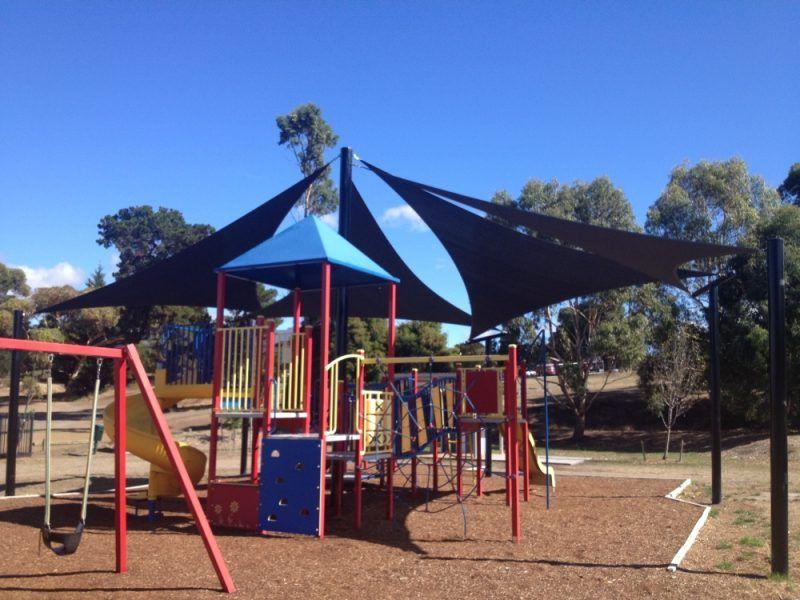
xmin=251 ymin=418 xmax=262 ymax=484
xmin=125 ymin=344 xmax=236 ymax=593
xmin=209 ymin=272 xmax=226 ymax=482
xmin=113 ymin=358 xmax=127 ymax=574
xmin=506 ymin=345 xmax=521 ymax=542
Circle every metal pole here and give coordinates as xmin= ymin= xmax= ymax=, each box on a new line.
xmin=709 ymin=284 xmax=722 ymax=505
xmin=335 ymin=147 xmax=353 ymax=359
xmin=239 ymin=418 xmax=249 ymax=476
xmin=768 ymin=238 xmax=789 ymax=576
xmin=4 ymin=309 xmax=24 ymax=496
xmin=540 ymin=331 xmax=551 ymax=510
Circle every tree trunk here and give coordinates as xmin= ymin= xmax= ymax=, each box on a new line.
xmin=572 ymin=411 xmax=586 ymax=442
xmin=663 ymin=425 xmax=672 ymax=460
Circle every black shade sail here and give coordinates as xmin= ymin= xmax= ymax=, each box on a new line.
xmin=397 ymin=172 xmax=747 ymax=290
xmin=43 ymin=168 xmax=325 ymax=313
xmin=366 ymin=162 xmax=661 ymax=336
xmin=262 ymin=185 xmax=472 ymax=325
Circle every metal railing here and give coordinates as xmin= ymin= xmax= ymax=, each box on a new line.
xmin=159 ymin=323 xmax=215 ymax=385
xmin=324 ymin=353 xmax=363 ymax=435
xmin=0 ymin=413 xmax=34 ymax=457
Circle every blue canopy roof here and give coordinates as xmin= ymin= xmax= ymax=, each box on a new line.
xmin=217 ymin=216 xmax=399 ymax=290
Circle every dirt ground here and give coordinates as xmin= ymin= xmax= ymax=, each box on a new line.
xmin=1 ymin=381 xmax=798 ymax=598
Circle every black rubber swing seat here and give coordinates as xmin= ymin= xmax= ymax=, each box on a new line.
xmin=41 ymin=521 xmax=85 ymax=556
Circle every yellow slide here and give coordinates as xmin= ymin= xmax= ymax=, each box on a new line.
xmin=104 ymin=393 xmax=207 ymax=499
xmin=518 ymin=425 xmax=556 ymax=489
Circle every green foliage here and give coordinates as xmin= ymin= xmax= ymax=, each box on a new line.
xmin=96 ymin=205 xmax=215 ymax=342
xmin=778 ymin=162 xmax=800 ymax=205
xmin=225 ymin=284 xmax=280 ymax=325
xmin=719 ymin=204 xmax=800 ymax=424
xmin=97 ymin=205 xmax=214 ymax=279
xmin=394 ymin=321 xmax=448 ymax=372
xmin=32 ymin=285 xmax=120 ymax=393
xmin=0 ymin=262 xmax=29 ymax=297
xmin=85 ymin=264 xmax=107 ymax=289
xmin=738 ymin=536 xmax=765 ymax=548
xmin=348 ymin=317 xmax=387 ymax=358
xmin=493 ymin=176 xmax=643 ymax=440
xmin=645 ymin=158 xmax=779 ymax=287
xmin=276 ymin=103 xmax=339 ymax=216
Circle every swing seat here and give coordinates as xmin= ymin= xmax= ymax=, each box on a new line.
xmin=41 ymin=521 xmax=84 ymax=556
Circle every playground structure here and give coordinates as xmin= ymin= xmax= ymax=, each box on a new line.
xmin=146 ymin=215 xmax=555 ymax=541
xmin=1 ymin=148 xmax=791 ymax=593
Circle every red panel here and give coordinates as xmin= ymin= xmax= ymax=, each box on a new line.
xmin=208 ymin=482 xmax=260 ymax=530
xmin=465 ymin=370 xmax=500 ymax=414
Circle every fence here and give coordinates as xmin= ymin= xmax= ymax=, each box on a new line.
xmin=160 ymin=323 xmax=215 ymax=385
xmin=0 ymin=412 xmax=35 ymax=457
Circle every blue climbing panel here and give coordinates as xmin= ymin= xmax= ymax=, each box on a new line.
xmin=258 ymin=436 xmax=323 ymax=536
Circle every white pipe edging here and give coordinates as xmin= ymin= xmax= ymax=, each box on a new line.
xmin=664 ymin=478 xmax=712 ymax=572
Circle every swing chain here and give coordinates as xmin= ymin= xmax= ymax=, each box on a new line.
xmin=96 ymin=357 xmax=103 ymax=378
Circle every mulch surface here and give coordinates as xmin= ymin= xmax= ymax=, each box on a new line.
xmin=0 ymin=473 xmax=779 ymax=599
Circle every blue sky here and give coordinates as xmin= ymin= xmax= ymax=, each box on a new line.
xmin=2 ymin=2 xmax=798 ymax=343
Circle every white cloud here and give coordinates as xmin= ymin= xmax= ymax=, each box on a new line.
xmin=14 ymin=262 xmax=86 ymax=290
xmin=108 ymin=251 xmax=120 ymax=275
xmin=381 ymin=204 xmax=428 ymax=232
xmin=319 ymin=212 xmax=339 ymax=229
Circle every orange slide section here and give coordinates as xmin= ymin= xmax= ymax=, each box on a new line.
xmin=518 ymin=425 xmax=556 ymax=488
xmin=104 ymin=393 xmax=207 ymax=499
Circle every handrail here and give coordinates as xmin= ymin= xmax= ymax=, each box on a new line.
xmin=362 ymin=354 xmax=508 ymax=366
xmin=324 ymin=353 xmax=364 ymax=435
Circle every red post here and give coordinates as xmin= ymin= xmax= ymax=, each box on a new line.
xmin=209 ymin=272 xmax=226 ymax=482
xmin=506 ymin=345 xmax=521 ymax=542
xmin=303 ymin=326 xmax=313 ymax=434
xmin=113 ymin=358 xmax=127 ymax=574
xmin=125 ymin=344 xmax=236 ymax=593
xmin=318 ymin=262 xmax=331 ymax=539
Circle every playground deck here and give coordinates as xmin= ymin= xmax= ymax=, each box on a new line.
xmin=0 ymin=472 xmax=778 ymax=599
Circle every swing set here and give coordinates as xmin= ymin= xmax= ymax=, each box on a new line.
xmin=0 ymin=336 xmax=235 ymax=594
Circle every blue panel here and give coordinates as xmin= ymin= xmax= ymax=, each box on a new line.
xmin=217 ymin=216 xmax=399 ymax=290
xmin=258 ymin=437 xmax=323 ymax=536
